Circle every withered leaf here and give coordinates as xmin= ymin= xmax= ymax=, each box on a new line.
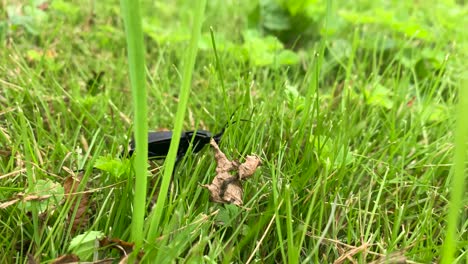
xmin=27 ymin=253 xmax=38 ymax=264
xmin=204 ymin=171 xmax=243 ymax=206
xmin=63 ymin=172 xmax=90 ymax=233
xmin=37 ymin=1 xmax=50 ymax=11
xmin=203 ymin=139 xmax=260 ymax=206
xmin=210 ymin=138 xmax=238 ymax=173
xmin=239 ymin=155 xmax=261 ymax=180
xmin=118 ymin=252 xmax=144 ymax=264
xmin=50 ymin=254 xmax=80 ymax=264
xmin=100 ymin=237 xmax=135 ymax=256
xmin=0 ymin=149 xmax=11 ymax=157
xmin=99 ymin=236 xmax=143 ymax=263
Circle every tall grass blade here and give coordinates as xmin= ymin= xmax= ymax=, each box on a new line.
xmin=19 ymin=109 xmax=40 ymax=251
xmin=146 ymin=0 xmax=207 ymax=240
xmin=441 ymin=76 xmax=468 ymax=263
xmin=119 ymin=0 xmax=148 ymax=248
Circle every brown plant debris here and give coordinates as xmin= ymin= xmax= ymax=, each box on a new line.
xmin=50 ymin=254 xmax=80 ymax=264
xmin=99 ymin=237 xmax=135 ymax=256
xmin=26 ymin=253 xmax=38 ymax=264
xmin=0 ymin=193 xmax=51 ymax=209
xmin=99 ymin=237 xmax=143 ymax=264
xmin=0 ymin=149 xmax=12 ymax=158
xmin=203 ymin=139 xmax=261 ymax=206
xmin=63 ymin=172 xmax=90 ymax=233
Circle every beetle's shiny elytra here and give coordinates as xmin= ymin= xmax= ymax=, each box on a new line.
xmin=126 ymin=128 xmax=225 ymax=159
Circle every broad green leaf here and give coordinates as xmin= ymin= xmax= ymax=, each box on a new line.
xmin=215 ymin=204 xmax=240 ymax=226
xmin=285 ymin=81 xmax=305 ymax=112
xmin=22 ymin=179 xmax=64 ymax=213
xmin=260 ymin=0 xmax=291 ymax=31
xmin=311 ymin=136 xmax=354 ymax=170
xmin=69 ymin=231 xmax=105 ymax=261
xmin=50 ymin=0 xmax=81 ymax=18
xmin=240 ymin=30 xmax=299 ymax=67
xmin=277 ymin=49 xmax=300 ymax=65
xmin=364 ymin=84 xmax=394 ymax=109
xmin=94 ymin=155 xmax=131 ymax=179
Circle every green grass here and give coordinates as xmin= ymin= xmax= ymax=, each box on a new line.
xmin=120 ymin=0 xmax=148 ymax=250
xmin=0 ymin=0 xmax=467 ymax=263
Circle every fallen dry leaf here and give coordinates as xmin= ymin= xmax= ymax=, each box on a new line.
xmin=333 ymin=242 xmax=369 ymax=264
xmin=203 ymin=139 xmax=260 ymax=206
xmin=50 ymin=254 xmax=80 ymax=264
xmin=37 ymin=1 xmax=49 ymax=11
xmin=239 ymin=155 xmax=261 ymax=180
xmin=63 ymin=172 xmax=90 ymax=233
xmin=0 ymin=149 xmax=12 ymax=157
xmin=27 ymin=253 xmax=38 ymax=264
xmin=204 ymin=171 xmax=243 ymax=206
xmin=99 ymin=236 xmax=143 ymax=263
xmin=210 ymin=139 xmax=239 ymax=173
xmin=368 ymin=252 xmax=407 ymax=264
xmin=100 ymin=237 xmax=135 ymax=256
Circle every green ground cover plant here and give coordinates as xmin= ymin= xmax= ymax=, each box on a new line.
xmin=0 ymin=0 xmax=467 ymax=263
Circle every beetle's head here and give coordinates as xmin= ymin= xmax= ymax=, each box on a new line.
xmin=213 ymin=129 xmax=224 ymax=144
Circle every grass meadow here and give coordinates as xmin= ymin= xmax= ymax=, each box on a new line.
xmin=0 ymin=0 xmax=467 ymax=263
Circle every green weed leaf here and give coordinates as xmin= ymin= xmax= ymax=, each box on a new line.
xmin=68 ymin=231 xmax=105 ymax=261
xmin=215 ymin=204 xmax=241 ymax=226
xmin=312 ymin=136 xmax=354 ymax=170
xmin=22 ymin=179 xmax=64 ymax=213
xmin=241 ymin=30 xmax=299 ymax=67
xmin=364 ymin=84 xmax=394 ymax=109
xmin=94 ymin=155 xmax=130 ymax=179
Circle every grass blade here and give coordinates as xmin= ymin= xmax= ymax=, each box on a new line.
xmin=146 ymin=0 xmax=207 ymax=241
xmin=18 ymin=109 xmax=40 ymax=252
xmin=441 ymin=75 xmax=468 ymax=263
xmin=119 ymin=0 xmax=148 ymax=249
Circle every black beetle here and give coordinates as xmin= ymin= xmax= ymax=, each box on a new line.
xmin=125 ymin=125 xmax=229 ymax=160
xmin=124 ymin=107 xmax=252 ymax=160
